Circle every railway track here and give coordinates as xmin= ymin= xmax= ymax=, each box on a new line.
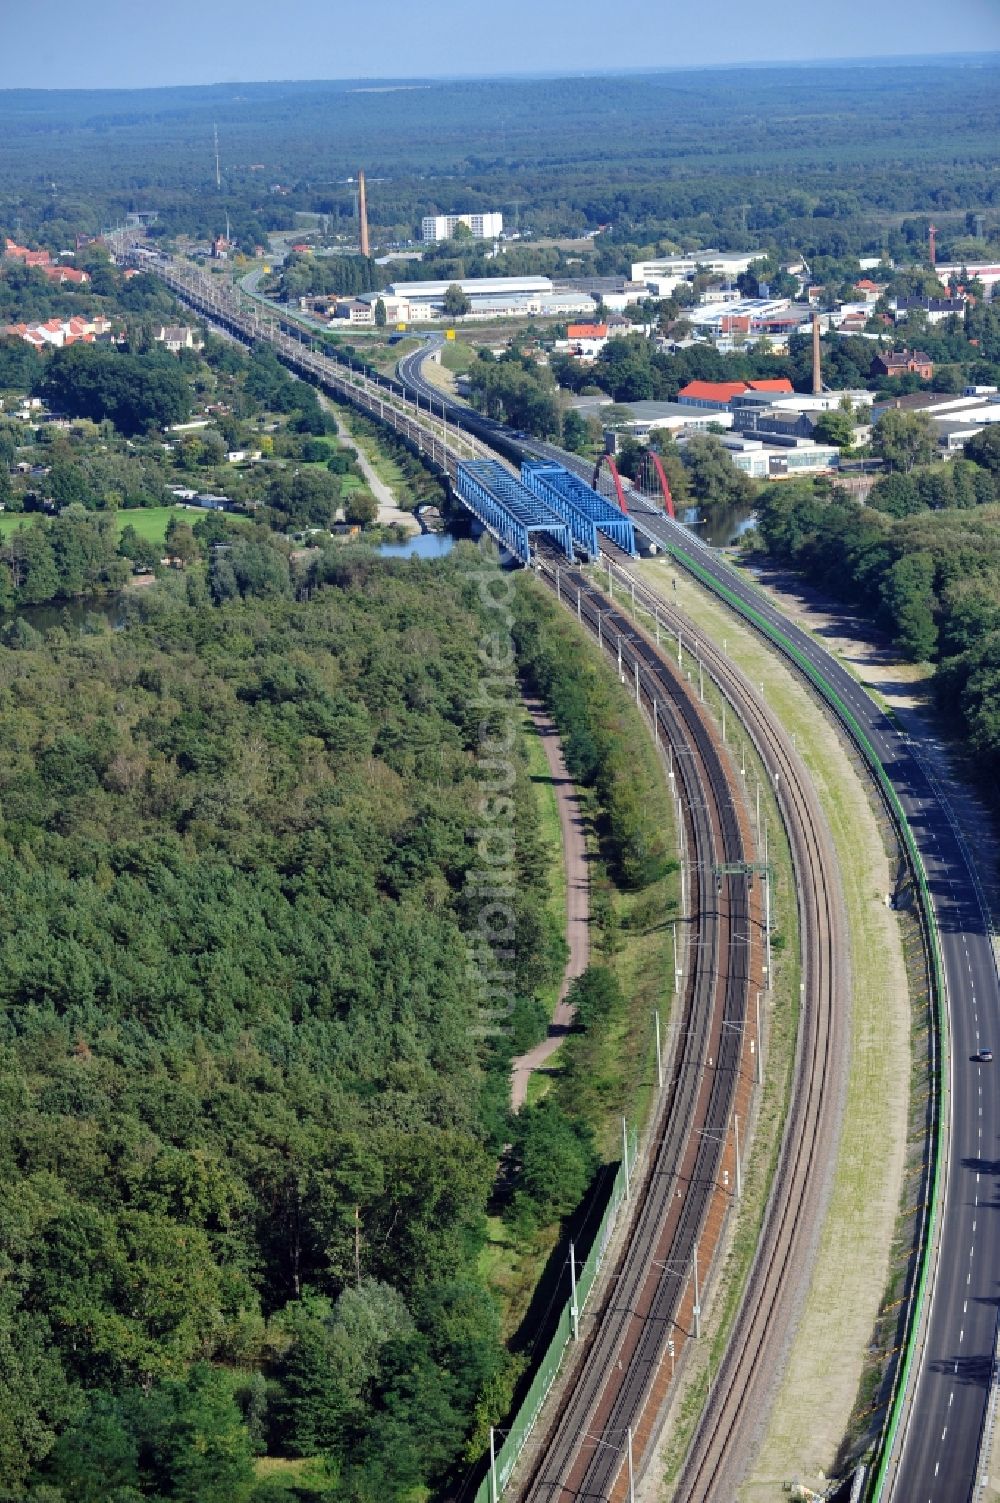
xmin=516 ymin=550 xmax=757 ymax=1502
xmin=520 ymin=545 xmax=847 ymax=1501
xmin=596 ymin=551 xmax=847 ymax=1499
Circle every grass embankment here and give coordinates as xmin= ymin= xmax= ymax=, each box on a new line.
xmin=440 ymin=340 xmax=479 ymax=374
xmin=521 ymin=706 xmax=568 ymax=1079
xmin=633 ymin=556 xmax=910 ymax=1499
xmin=367 ymin=337 xmax=421 ymax=373
xmin=479 ymin=576 xmax=680 ymax=1344
xmin=337 ymin=405 xmax=444 ymax=514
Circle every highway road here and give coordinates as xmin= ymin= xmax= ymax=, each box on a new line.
xmin=396 ymin=339 xmax=1000 ymax=1499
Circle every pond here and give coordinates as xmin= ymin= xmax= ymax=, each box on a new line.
xmin=3 ymin=595 xmax=127 ymax=635
xmin=378 ymin=533 xmax=455 ymax=561
xmin=686 ymin=502 xmax=758 ymax=549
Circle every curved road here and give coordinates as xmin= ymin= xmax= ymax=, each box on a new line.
xmin=397 ymin=342 xmax=1000 ymax=1499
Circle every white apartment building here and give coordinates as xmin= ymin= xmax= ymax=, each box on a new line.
xmin=421 ymin=212 xmax=504 ymax=243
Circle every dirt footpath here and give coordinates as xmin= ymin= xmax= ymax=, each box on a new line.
xmin=318 ymin=393 xmax=420 ymax=533
xmin=510 ymin=700 xmax=590 ymax=1111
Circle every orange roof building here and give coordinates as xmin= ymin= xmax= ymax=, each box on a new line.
xmin=678 ymin=377 xmax=794 ymax=409
xmin=677 ymin=380 xmax=750 ymax=407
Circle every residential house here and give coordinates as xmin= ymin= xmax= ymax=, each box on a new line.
xmin=3 ymin=238 xmax=51 ymax=268
xmin=41 ymin=265 xmax=90 ymax=286
xmin=154 ymin=325 xmax=205 ymax=353
xmin=562 ymin=322 xmax=609 ymax=359
xmin=870 ymin=348 xmax=934 ymax=380
xmin=893 ymin=297 xmax=965 ymax=326
xmin=853 ymin=279 xmax=882 ymax=304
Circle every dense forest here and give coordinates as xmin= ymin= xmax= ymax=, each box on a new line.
xmin=1 ymin=59 xmax=999 ymax=261
xmin=0 ymin=552 xmax=542 ymax=1501
xmin=751 ymin=426 xmax=1000 ymax=787
xmin=0 ymin=534 xmax=676 ymax=1501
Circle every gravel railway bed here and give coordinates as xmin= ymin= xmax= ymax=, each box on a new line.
xmin=515 ymin=549 xmax=758 ymax=1502
xmin=596 ymin=549 xmax=848 ymax=1500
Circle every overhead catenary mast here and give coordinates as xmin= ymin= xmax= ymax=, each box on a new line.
xmin=214 ymin=123 xmax=221 ymax=190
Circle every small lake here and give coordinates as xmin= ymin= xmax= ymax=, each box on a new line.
xmin=687 ymin=503 xmax=757 ymax=549
xmin=378 ymin=534 xmax=455 ymax=560
xmin=4 ymin=596 xmax=126 ymax=634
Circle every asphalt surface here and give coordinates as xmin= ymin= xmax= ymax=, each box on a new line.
xmin=395 ymin=341 xmax=1000 ymax=1499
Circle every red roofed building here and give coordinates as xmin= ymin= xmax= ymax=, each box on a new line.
xmin=677 ymin=380 xmax=748 ymax=409
xmin=746 ymin=378 xmax=794 ymax=394
xmin=41 ymin=264 xmax=89 ymax=285
xmin=854 ymin=278 xmax=881 ymax=303
xmin=678 ymin=377 xmax=793 ymax=409
xmin=567 ymin=323 xmax=608 ymax=340
xmin=3 ymin=239 xmax=51 ymax=268
xmin=871 ymin=348 xmax=934 ymax=381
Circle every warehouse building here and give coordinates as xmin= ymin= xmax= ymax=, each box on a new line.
xmin=351 ymin=277 xmax=594 ymax=322
xmin=631 ymin=250 xmax=758 ymax=297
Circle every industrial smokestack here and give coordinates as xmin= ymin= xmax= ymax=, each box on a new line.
xmin=358 ymin=169 xmax=370 ymax=259
xmin=812 ymin=312 xmax=823 ymax=396
xmin=928 ymin=222 xmax=937 ymax=266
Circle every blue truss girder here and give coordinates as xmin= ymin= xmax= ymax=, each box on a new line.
xmin=455 ymin=461 xmax=574 ymax=563
xmin=521 ymin=460 xmax=637 ymax=555
xmin=518 ymin=465 xmax=601 ymax=558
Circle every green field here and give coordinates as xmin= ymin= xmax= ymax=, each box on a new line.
xmin=0 ymin=505 xmax=194 ymax=547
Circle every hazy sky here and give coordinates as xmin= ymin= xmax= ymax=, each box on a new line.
xmin=2 ymin=0 xmax=999 ymax=89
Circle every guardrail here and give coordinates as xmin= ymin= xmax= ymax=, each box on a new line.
xmin=658 ymin=542 xmax=947 ymax=1503
xmin=475 ymin=1125 xmax=638 ymax=1503
xmin=975 ymin=1309 xmax=1000 ymax=1499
